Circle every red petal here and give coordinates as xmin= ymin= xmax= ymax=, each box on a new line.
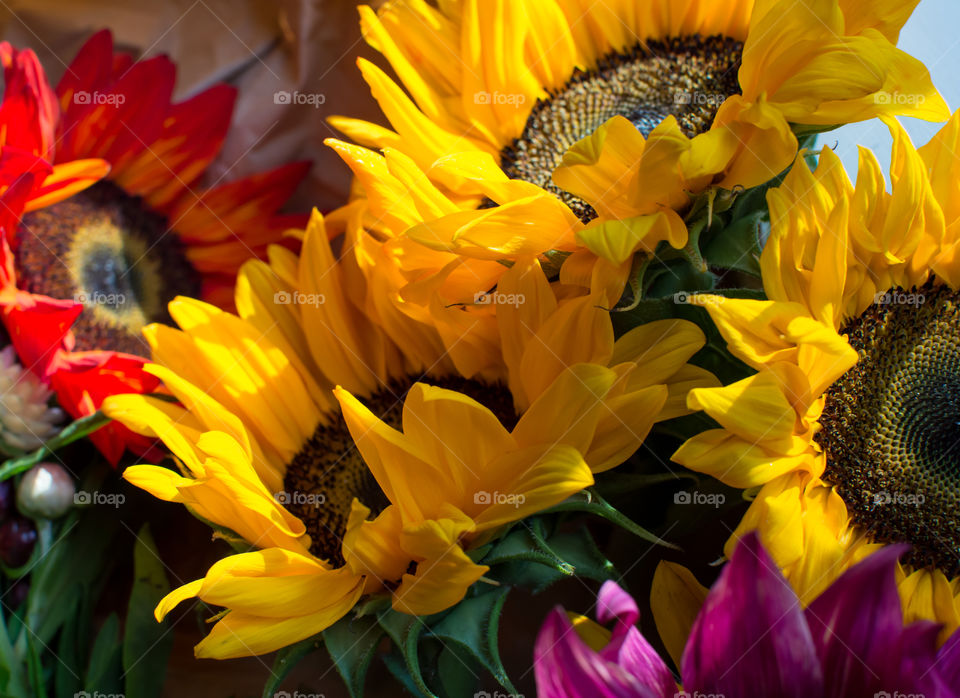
xmin=114 ymin=84 xmax=237 ymax=207
xmin=0 ymin=43 xmax=58 ymax=159
xmin=56 ymin=29 xmax=115 ymax=114
xmin=50 ymin=351 xmax=162 ymax=466
xmin=56 ymin=54 xmax=175 ymax=175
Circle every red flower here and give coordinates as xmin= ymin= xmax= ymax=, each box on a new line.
xmin=0 ymin=32 xmax=309 ymax=465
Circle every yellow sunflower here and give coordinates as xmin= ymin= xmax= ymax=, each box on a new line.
xmin=103 ymin=209 xmax=713 ymax=658
xmin=672 ymin=114 xmax=960 ymax=641
xmin=328 ymin=0 xmax=947 ymax=294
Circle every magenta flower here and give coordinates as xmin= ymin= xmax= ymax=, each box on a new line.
xmin=534 ymin=533 xmax=960 ymax=697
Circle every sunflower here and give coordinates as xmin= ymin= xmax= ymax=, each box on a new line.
xmin=328 ymin=0 xmax=947 ymax=295
xmin=102 ymin=206 xmax=712 ymax=658
xmin=0 ymin=32 xmax=308 ymax=462
xmin=672 ymin=114 xmax=960 ymax=641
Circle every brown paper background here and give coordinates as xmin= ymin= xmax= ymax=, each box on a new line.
xmin=0 ymin=0 xmax=388 ymax=213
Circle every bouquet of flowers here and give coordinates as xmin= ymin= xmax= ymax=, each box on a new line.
xmin=0 ymin=1 xmax=957 ymax=696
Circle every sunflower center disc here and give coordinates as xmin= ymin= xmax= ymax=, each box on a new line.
xmin=499 ymin=34 xmax=743 ymax=222
xmin=282 ymin=376 xmax=517 ymax=566
xmin=16 ymin=182 xmax=200 ymax=356
xmin=818 ymin=279 xmax=960 ymax=575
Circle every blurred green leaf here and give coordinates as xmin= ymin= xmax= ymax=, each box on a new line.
xmin=53 ymin=595 xmax=90 ymax=698
xmin=23 ymin=633 xmax=46 ymax=698
xmin=0 ymin=604 xmax=26 ymax=697
xmin=0 ymin=411 xmax=111 ymax=482
xmin=26 ymin=505 xmax=119 ymax=645
xmin=84 ymin=614 xmax=121 ymax=695
xmin=123 ymin=525 xmax=173 ymax=698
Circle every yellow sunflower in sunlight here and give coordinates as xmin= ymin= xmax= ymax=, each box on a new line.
xmin=673 ymin=114 xmax=960 ymax=641
xmin=103 ymin=210 xmax=714 ymax=658
xmin=328 ymin=0 xmax=947 ymax=295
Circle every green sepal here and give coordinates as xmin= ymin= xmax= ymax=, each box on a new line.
xmin=790 ymin=123 xmax=835 ymax=139
xmin=382 ymin=649 xmax=428 ymax=696
xmin=123 ymin=525 xmax=174 ymax=698
xmin=480 ymin=519 xmax=574 ymax=575
xmin=377 ymin=607 xmax=436 ymax=698
xmin=700 ymin=210 xmax=765 ymax=277
xmin=322 ymin=613 xmax=384 ymax=698
xmin=428 ymin=586 xmax=515 ymax=693
xmin=261 ymin=634 xmax=323 ymax=698
xmin=435 ymin=644 xmax=482 ymax=697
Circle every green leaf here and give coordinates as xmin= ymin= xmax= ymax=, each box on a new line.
xmin=545 ymin=529 xmax=618 ymax=583
xmin=54 ymin=595 xmax=89 ymax=698
xmin=543 ymin=490 xmax=679 ymax=550
xmin=123 ymin=525 xmax=173 ymax=698
xmin=429 ymin=586 xmax=514 ymax=693
xmin=0 ymin=411 xmax=112 ymax=481
xmin=323 ymin=614 xmax=384 ymax=698
xmin=480 ymin=521 xmax=572 ymax=575
xmin=23 ymin=633 xmax=46 ymax=698
xmin=261 ymin=634 xmax=323 ymax=698
xmin=377 ymin=608 xmax=436 ymax=698
xmin=84 ymin=614 xmax=122 ymax=694
xmin=0 ymin=605 xmax=26 ymax=698
xmin=26 ymin=504 xmax=119 ymax=646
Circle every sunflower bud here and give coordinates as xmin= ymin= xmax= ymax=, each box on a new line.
xmin=16 ymin=463 xmax=75 ymax=520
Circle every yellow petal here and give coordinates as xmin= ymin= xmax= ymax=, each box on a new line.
xmin=611 ymin=319 xmax=706 ymax=389
xmin=518 ymin=296 xmax=614 ymax=402
xmin=650 ymin=561 xmax=708 ymax=669
xmin=512 ymin=363 xmax=620 ymax=456
xmin=471 ymin=443 xmax=594 ymax=532
xmin=586 ymin=385 xmax=667 ymax=473
xmin=334 ymin=386 xmax=452 ymax=523
xmin=122 ymin=465 xmax=190 ymax=503
xmin=496 ymin=258 xmax=558 ymax=403
xmin=673 ymin=428 xmax=818 ymax=489
xmin=196 ymin=550 xmax=357 ymax=618
xmin=401 ymin=382 xmax=516 ymax=504
xmin=659 ymin=364 xmax=722 ymax=421
xmin=577 ymin=209 xmax=688 ymax=265
xmin=392 ymin=537 xmax=488 ymax=616
xmin=687 ymin=372 xmax=799 ymax=447
xmin=195 ymin=585 xmax=362 ymax=659
xmin=155 ymin=579 xmax=203 ymax=621
xmin=342 ymin=501 xmax=409 ymax=583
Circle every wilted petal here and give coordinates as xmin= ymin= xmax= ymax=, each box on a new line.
xmin=891 ymin=621 xmax=956 ymax=698
xmin=681 ymin=532 xmax=822 ymax=697
xmin=937 ymin=628 xmax=960 ymax=690
xmin=804 ymin=544 xmax=909 ymax=697
xmin=535 ymin=608 xmax=661 ymax=698
xmin=595 ymin=582 xmax=675 ymax=697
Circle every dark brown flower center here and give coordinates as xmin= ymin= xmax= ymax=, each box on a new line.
xmin=818 ymin=278 xmax=960 ymax=576
xmin=16 ymin=182 xmax=200 ymax=357
xmin=282 ymin=376 xmax=517 ymax=565
xmin=498 ymin=34 xmax=743 ymax=222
